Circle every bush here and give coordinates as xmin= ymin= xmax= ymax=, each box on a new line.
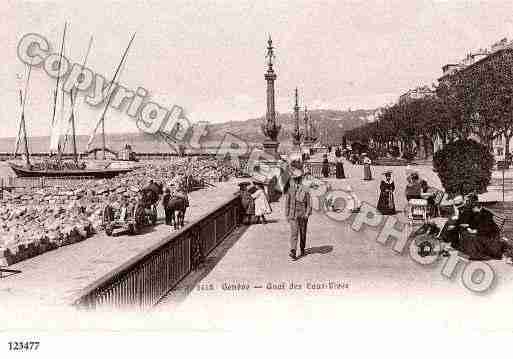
xmin=351 ymin=142 xmax=367 ymax=154
xmin=402 ymin=149 xmax=416 ymax=161
xmin=367 ymin=148 xmax=386 ymax=161
xmin=389 ymin=146 xmax=400 ymax=158
xmin=433 ymin=139 xmax=494 ymax=196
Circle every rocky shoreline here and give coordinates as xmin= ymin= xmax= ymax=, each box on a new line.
xmin=0 ymin=158 xmax=235 ymax=266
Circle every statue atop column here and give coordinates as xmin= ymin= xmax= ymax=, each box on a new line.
xmin=261 ymin=36 xmax=281 ymax=157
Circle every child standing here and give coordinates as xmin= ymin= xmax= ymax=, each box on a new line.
xmin=252 ymin=182 xmax=272 ymax=224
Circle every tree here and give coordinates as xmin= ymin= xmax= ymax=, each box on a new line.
xmin=476 ymin=56 xmax=513 ymax=166
xmin=436 ymin=77 xmax=472 ymax=141
xmin=433 ymin=139 xmax=494 ymax=196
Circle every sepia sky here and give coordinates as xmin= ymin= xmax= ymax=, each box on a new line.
xmin=2 ymin=0 xmax=513 ymax=137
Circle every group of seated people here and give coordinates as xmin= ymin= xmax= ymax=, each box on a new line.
xmin=439 ymin=194 xmax=513 ymax=261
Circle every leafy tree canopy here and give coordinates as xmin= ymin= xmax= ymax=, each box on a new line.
xmin=433 ymin=139 xmax=494 ymax=196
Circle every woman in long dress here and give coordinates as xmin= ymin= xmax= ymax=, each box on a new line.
xmin=251 ymin=182 xmax=272 ymax=224
xmin=363 ymin=154 xmax=373 ymax=180
xmin=239 ymin=182 xmax=255 ymax=224
xmin=377 ymin=171 xmax=396 ymax=215
xmin=321 ymin=154 xmax=330 ymax=178
xmin=335 ymin=148 xmax=345 ymax=179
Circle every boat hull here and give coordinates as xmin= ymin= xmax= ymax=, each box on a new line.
xmin=8 ymin=163 xmax=137 ymax=179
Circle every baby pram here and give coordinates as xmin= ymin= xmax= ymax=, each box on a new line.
xmin=410 ymin=217 xmax=449 ymax=257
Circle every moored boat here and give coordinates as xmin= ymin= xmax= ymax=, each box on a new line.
xmin=11 ymin=26 xmax=139 ymax=179
xmin=8 ymin=162 xmax=138 ymax=178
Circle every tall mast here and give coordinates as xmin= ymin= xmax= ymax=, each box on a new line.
xmin=62 ymin=36 xmax=93 ymax=163
xmin=70 ymin=90 xmax=78 ymax=164
xmin=88 ymin=33 xmax=135 ymax=160
xmin=17 ymin=91 xmax=31 ymax=166
xmin=21 ymin=92 xmax=30 ymax=166
xmin=57 ymin=67 xmax=66 ymax=162
xmin=50 ymin=22 xmax=67 ymax=157
xmin=102 ymin=114 xmax=105 ymax=160
xmin=15 ymin=62 xmax=33 ymax=165
xmin=14 ymin=90 xmax=22 ymax=158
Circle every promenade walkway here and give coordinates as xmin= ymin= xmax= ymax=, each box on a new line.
xmin=158 ymin=160 xmax=513 ymax=332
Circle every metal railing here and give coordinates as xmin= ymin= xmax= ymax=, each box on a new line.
xmin=71 ymin=195 xmax=241 ymax=310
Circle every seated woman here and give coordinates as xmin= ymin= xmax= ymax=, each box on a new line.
xmin=440 ymin=194 xmax=513 ymax=260
xmin=405 ymin=173 xmax=422 ymax=201
xmin=441 ymin=195 xmax=472 ymax=250
xmin=456 ymin=195 xmax=513 ymax=260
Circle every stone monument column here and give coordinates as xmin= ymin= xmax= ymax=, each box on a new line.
xmin=302 ymin=106 xmax=317 ymax=159
xmin=253 ymin=36 xmax=286 ymax=203
xmin=261 ymin=36 xmax=281 ymax=158
xmin=292 ymin=88 xmax=302 ymax=148
xmin=290 ymin=87 xmax=303 ymax=164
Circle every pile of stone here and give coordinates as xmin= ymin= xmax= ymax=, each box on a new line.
xmin=0 ymin=159 xmax=235 ymax=266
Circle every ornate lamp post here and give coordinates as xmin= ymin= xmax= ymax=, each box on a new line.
xmin=261 ymin=36 xmax=281 ymax=158
xmin=291 ymin=88 xmax=302 ymax=147
xmin=302 ymin=106 xmax=318 ymax=157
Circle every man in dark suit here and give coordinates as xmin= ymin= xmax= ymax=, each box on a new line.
xmin=162 ymin=188 xmax=172 ymax=225
xmin=284 ymin=168 xmax=312 ymax=260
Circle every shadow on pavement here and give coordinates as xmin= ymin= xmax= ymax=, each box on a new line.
xmin=252 ymin=219 xmax=280 ymax=224
xmin=0 ymin=268 xmax=22 ymax=279
xmin=305 ymin=245 xmax=333 ymax=255
xmin=155 ymin=224 xmax=250 ymax=309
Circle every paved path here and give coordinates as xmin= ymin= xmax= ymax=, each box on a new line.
xmin=159 ymin=161 xmax=513 ymax=332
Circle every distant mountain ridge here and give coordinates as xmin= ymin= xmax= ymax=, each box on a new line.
xmin=1 ymin=108 xmax=378 ymax=153
xmin=203 ymin=108 xmax=377 ymax=143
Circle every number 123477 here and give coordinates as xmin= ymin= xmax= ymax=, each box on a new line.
xmin=8 ymin=341 xmax=40 ymax=351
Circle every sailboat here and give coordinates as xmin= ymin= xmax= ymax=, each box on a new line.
xmin=9 ymin=26 xmax=141 ymax=179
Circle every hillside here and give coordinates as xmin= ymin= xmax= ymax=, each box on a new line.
xmin=1 ymin=108 xmax=377 ymax=153
xmin=203 ymin=108 xmax=376 ymax=144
